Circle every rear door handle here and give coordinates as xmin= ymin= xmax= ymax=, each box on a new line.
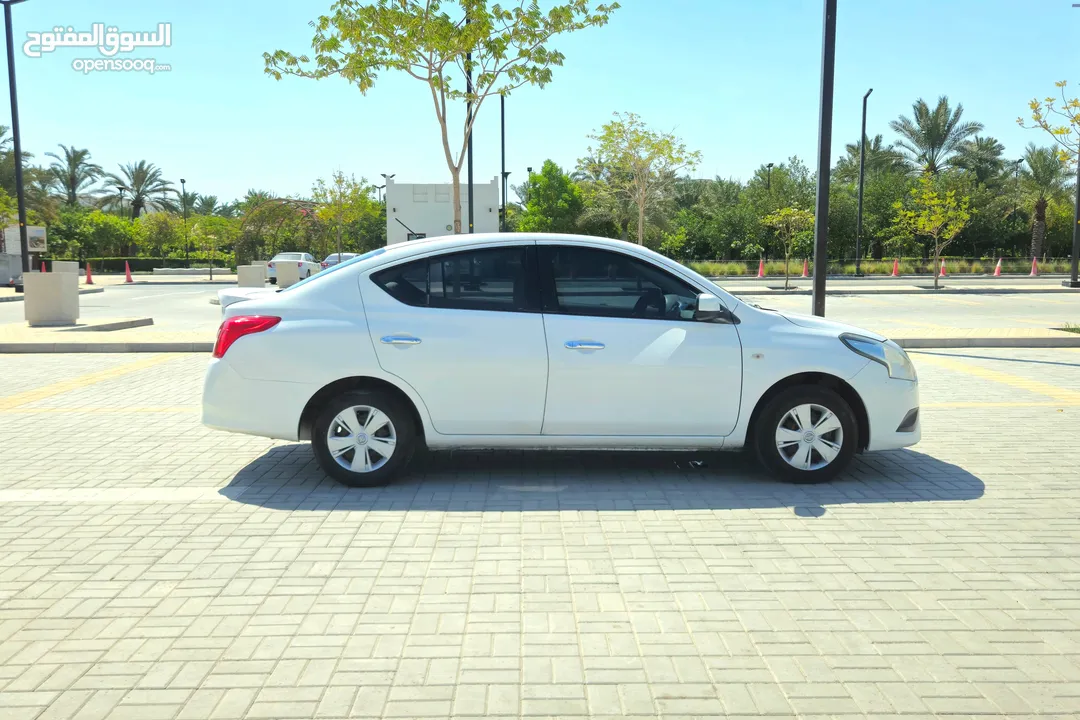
xmin=565 ymin=340 xmax=605 ymax=350
xmin=381 ymin=335 xmax=422 ymax=345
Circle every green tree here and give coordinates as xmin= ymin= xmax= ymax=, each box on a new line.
xmin=892 ymin=173 xmax=971 ymax=289
xmin=81 ymin=210 xmax=141 ymax=258
xmin=312 ymin=171 xmax=384 ymax=256
xmin=137 ymin=212 xmax=183 ymax=259
xmin=44 ymin=144 xmax=102 ymax=206
xmin=516 ymin=160 xmax=584 ymax=233
xmin=266 ymin=0 xmax=617 ymax=234
xmin=890 ymin=96 xmax=983 ymax=174
xmin=583 ymin=111 xmax=701 ymax=245
xmin=1021 ymin=144 xmax=1071 ymax=259
xmin=762 ymin=206 xmax=814 ymax=290
xmin=833 ymin=134 xmax=906 ymax=183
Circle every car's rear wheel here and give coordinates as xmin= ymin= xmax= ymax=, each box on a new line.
xmin=312 ymin=390 xmax=416 ymax=487
xmin=754 ymin=386 xmax=857 ymax=483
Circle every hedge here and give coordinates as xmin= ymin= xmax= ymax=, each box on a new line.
xmin=42 ymin=257 xmax=234 ymax=273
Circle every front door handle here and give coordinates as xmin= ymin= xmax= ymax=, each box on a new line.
xmin=381 ymin=335 xmax=422 ymax=345
xmin=565 ymin=340 xmax=605 ymax=350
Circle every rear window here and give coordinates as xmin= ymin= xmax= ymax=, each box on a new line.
xmin=273 ymin=253 xmax=303 ymax=261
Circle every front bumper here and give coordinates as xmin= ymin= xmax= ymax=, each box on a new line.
xmin=202 ymin=358 xmax=316 ymax=441
xmin=848 ymin=361 xmax=921 ymax=451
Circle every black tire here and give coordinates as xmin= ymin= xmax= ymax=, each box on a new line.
xmin=269 ymin=277 xmax=277 ymax=285
xmin=311 ymin=390 xmax=416 ymax=487
xmin=753 ymin=385 xmax=857 ymax=484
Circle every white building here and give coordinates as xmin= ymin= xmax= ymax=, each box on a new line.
xmin=385 ymin=177 xmax=500 ymax=245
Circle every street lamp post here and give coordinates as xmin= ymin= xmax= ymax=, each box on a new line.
xmin=1066 ymin=155 xmax=1080 ymax=288
xmin=766 ymin=162 xmax=774 ymax=191
xmin=2 ymin=0 xmax=29 ymax=273
xmin=180 ymin=178 xmax=189 ymax=264
xmin=376 ymin=185 xmax=385 ymax=203
xmin=811 ymin=0 xmax=838 ymax=317
xmin=855 ymin=88 xmax=873 ymax=276
xmin=500 ymin=92 xmax=507 ymax=232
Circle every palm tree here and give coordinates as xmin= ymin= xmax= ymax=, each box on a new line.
xmin=951 ymin=135 xmax=1006 ymax=186
xmin=44 ymin=144 xmax=103 ymax=205
xmin=1021 ymin=144 xmax=1071 ymax=260
xmin=101 ymin=161 xmax=175 ymax=219
xmin=889 ymin=96 xmax=983 ymax=174
xmin=193 ymin=194 xmax=219 ymax=216
xmin=834 ymin=134 xmax=906 ymax=182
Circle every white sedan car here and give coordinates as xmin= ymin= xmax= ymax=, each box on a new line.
xmin=204 ymin=234 xmax=919 ymax=487
xmin=266 ymin=252 xmax=319 ymax=283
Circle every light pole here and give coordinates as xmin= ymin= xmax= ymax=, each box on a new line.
xmin=811 ymin=0 xmax=838 ymax=317
xmin=180 ymin=178 xmax=190 ymax=264
xmin=2 ymin=0 xmax=29 ymax=272
xmin=1012 ymin=158 xmax=1023 ymax=248
xmin=1066 ymin=155 xmax=1080 ymax=288
xmin=766 ymin=162 xmax=774 ymax=191
xmin=376 ymin=185 xmax=385 ymax=203
xmin=500 ymin=92 xmax=507 ymax=232
xmin=465 ymin=13 xmax=474 ymax=234
xmin=855 ymin=88 xmax=873 ymax=276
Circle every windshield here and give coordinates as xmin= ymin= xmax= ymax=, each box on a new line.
xmin=280 ymin=248 xmax=386 ymax=292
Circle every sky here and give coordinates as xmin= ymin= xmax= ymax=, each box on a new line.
xmin=3 ymin=0 xmax=1079 ymax=204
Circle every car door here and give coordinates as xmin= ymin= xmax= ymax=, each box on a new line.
xmin=538 ymin=243 xmax=742 ymax=437
xmin=361 ymin=243 xmax=549 ymax=435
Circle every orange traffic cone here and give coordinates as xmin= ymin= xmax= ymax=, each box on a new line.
xmin=41 ymin=261 xmax=46 ymax=273
xmin=85 ymin=262 xmax=93 ymax=285
xmin=124 ymin=261 xmax=133 ymax=283
xmin=801 ymin=258 xmax=809 ymax=278
xmin=939 ymin=259 xmax=947 ymax=277
xmin=993 ymin=258 xmax=1002 ymax=277
xmin=756 ymin=258 xmax=765 ymax=278
xmin=891 ymin=258 xmax=899 ymax=277
xmin=1030 ymin=257 xmax=1039 ymax=276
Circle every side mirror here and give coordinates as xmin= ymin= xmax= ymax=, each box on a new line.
xmin=694 ymin=293 xmax=726 ymax=322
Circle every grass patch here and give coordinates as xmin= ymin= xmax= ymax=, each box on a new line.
xmin=1059 ymin=322 xmax=1080 ymax=334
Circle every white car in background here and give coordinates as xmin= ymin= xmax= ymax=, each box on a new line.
xmin=204 ymin=234 xmax=920 ymax=487
xmin=321 ymin=252 xmax=360 ymax=269
xmin=267 ymin=252 xmax=319 ymax=283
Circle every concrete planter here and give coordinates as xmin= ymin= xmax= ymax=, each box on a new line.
xmin=23 ymin=270 xmax=79 ymax=326
xmin=251 ymin=260 xmax=268 ymax=279
xmin=237 ymin=266 xmax=266 ymax=288
xmin=52 ymin=260 xmax=80 ymax=275
xmin=276 ymin=263 xmax=301 ymax=288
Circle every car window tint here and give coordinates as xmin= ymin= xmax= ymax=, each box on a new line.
xmin=373 ymin=247 xmax=532 ymax=312
xmin=543 ymin=246 xmax=700 ymax=320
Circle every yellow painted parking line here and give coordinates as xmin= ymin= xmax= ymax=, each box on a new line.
xmin=912 ymin=353 xmax=1080 ymax=403
xmin=925 ymin=296 xmax=981 ymax=306
xmin=1023 ymin=296 xmax=1072 ymax=305
xmin=0 ymin=355 xmax=178 ymax=412
xmin=1010 ymin=318 xmax=1057 ymax=326
xmin=4 ymin=406 xmax=198 ymax=414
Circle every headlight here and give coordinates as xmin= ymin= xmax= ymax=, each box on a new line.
xmin=841 ymin=334 xmax=917 ymax=381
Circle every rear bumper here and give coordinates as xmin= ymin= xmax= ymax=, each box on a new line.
xmin=201 ymin=358 xmax=316 ymax=441
xmin=848 ymin=362 xmax=921 ymax=451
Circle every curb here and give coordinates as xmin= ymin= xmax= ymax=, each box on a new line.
xmin=0 ymin=287 xmax=105 ymax=303
xmin=0 ymin=342 xmax=214 ymax=353
xmin=57 ymin=318 xmax=154 ymax=332
xmin=894 ymin=336 xmax=1080 ymax=349
xmin=115 ymin=280 xmax=236 ymax=286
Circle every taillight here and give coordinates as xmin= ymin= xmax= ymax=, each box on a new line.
xmin=212 ymin=315 xmax=281 ymax=358
xmin=321 ymin=262 xmax=328 ymax=268
xmin=268 ymin=262 xmax=275 ymax=268
xmin=297 ymin=262 xmax=303 ymax=267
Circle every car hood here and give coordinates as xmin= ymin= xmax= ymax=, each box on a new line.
xmin=779 ymin=311 xmax=887 ymax=342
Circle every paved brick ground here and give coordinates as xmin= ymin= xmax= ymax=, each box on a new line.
xmin=1 ymin=349 xmax=1078 ymax=719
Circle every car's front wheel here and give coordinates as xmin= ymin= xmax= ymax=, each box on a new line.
xmin=754 ymin=386 xmax=857 ymax=483
xmin=312 ymin=390 xmax=416 ymax=487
